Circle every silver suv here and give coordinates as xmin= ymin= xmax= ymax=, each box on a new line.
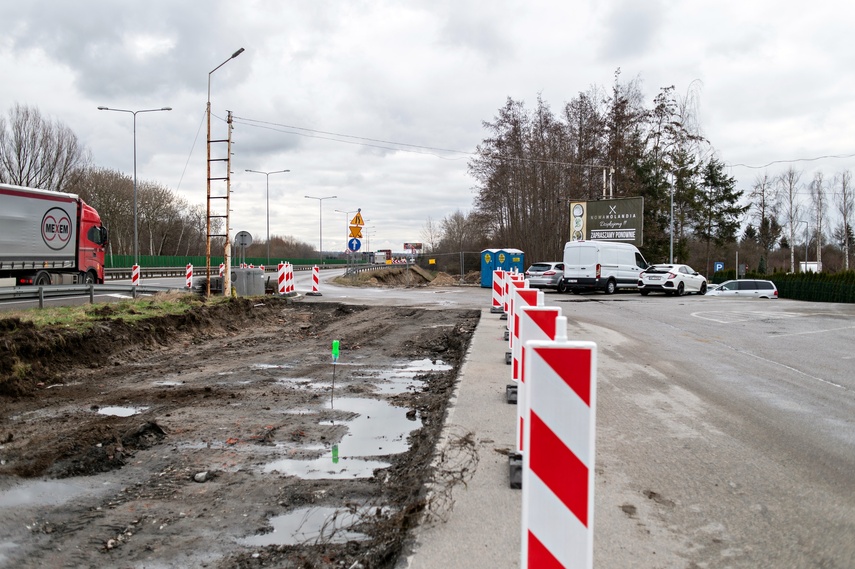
xmin=706 ymin=279 xmax=778 ymax=299
xmin=524 ymin=262 xmax=564 ymax=290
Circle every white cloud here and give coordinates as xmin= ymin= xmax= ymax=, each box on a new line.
xmin=2 ymin=0 xmax=855 ymax=254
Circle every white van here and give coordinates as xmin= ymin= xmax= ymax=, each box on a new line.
xmin=558 ymin=240 xmax=649 ymax=294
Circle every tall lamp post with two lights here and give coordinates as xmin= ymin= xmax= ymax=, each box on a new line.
xmin=305 ymin=195 xmax=337 ymax=265
xmin=97 ymin=105 xmax=171 ymax=267
xmin=245 ymin=169 xmax=290 ymax=265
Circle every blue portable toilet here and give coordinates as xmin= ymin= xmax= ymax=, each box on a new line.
xmin=480 ymin=248 xmax=525 ymax=287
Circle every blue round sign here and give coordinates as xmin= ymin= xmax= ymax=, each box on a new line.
xmin=348 ymin=238 xmax=361 ymax=252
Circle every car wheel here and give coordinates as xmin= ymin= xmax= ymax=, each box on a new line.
xmin=676 ymin=282 xmax=685 ymax=296
xmin=557 ymin=280 xmax=568 ymax=294
xmin=604 ymin=279 xmax=617 ymax=295
xmin=699 ymin=282 xmax=707 ymax=295
xmin=639 ymin=289 xmax=649 ymax=296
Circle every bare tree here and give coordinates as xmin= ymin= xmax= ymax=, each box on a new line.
xmin=420 ymin=216 xmax=441 ymax=254
xmin=833 ymin=170 xmax=854 ymax=270
xmin=810 ymin=172 xmax=827 ymax=272
xmin=0 ymin=103 xmax=89 ymax=191
xmin=748 ymin=172 xmax=781 ymax=273
xmin=777 ymin=166 xmax=803 ymax=273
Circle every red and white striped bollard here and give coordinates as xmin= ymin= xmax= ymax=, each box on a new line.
xmin=277 ymin=262 xmax=286 ymax=294
xmin=185 ymin=264 xmax=193 ymax=288
xmin=521 ymin=317 xmax=597 ymax=568
xmin=307 ymin=264 xmax=322 ymax=296
xmin=131 ymin=264 xmax=140 ymax=287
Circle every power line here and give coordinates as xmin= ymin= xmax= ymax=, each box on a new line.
xmin=729 ymin=153 xmax=855 ymax=169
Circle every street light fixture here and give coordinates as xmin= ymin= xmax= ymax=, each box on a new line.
xmin=245 ymin=169 xmax=290 ymax=265
xmin=305 ymin=195 xmax=337 ymax=264
xmin=97 ymin=106 xmax=171 ymax=267
xmin=206 ymin=47 xmax=245 ymax=296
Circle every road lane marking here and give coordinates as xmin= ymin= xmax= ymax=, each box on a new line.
xmin=772 ymin=325 xmax=855 ymax=338
xmin=691 ymin=311 xmax=802 ymax=324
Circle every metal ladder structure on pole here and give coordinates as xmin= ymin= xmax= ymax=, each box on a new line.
xmin=206 ymin=110 xmax=234 ymax=295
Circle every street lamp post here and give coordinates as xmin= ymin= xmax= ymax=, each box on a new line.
xmin=334 ymin=208 xmax=359 ymax=270
xmin=246 ymin=169 xmax=290 ymax=265
xmin=206 ymin=47 xmax=245 ymax=296
xmin=97 ymin=106 xmax=171 ymax=267
xmin=305 ymin=195 xmax=337 ymax=264
xmin=798 ymin=219 xmax=809 ymax=272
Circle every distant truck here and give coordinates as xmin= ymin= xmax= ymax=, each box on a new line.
xmin=0 ymin=183 xmax=109 ymax=286
xmin=376 ymin=249 xmax=392 ymax=264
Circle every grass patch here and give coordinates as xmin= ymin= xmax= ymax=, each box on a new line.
xmin=2 ymin=292 xmax=230 ymax=331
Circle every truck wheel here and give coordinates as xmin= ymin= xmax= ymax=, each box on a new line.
xmin=604 ymin=279 xmax=617 ymax=295
xmin=82 ymin=271 xmax=96 ymax=285
xmin=34 ymin=271 xmax=52 ymax=286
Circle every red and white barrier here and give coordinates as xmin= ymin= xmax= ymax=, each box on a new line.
xmin=277 ymin=262 xmax=286 ymax=294
xmin=307 ymin=265 xmax=322 ymax=296
xmin=510 ymin=287 xmax=541 ymax=371
xmin=506 ymin=278 xmax=527 ymax=343
xmin=521 ymin=320 xmax=597 ymax=569
xmin=515 ymin=305 xmax=561 ymax=454
xmin=491 ymin=269 xmax=505 ymax=313
xmin=185 ymin=264 xmax=193 ymax=288
xmin=219 ymin=263 xmax=225 ymax=278
xmin=287 ymin=263 xmax=295 ymax=293
xmin=131 ymin=264 xmax=140 ymax=286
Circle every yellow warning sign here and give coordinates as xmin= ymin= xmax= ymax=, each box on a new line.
xmin=350 ymin=211 xmax=365 ymax=226
xmin=349 ymin=226 xmax=363 ymax=238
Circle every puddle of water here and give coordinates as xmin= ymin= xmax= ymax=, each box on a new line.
xmin=262 ymin=397 xmax=419 ymax=479
xmin=95 ymin=406 xmax=148 ymax=417
xmin=262 ymin=453 xmax=389 ymax=479
xmin=356 ymin=359 xmax=452 ymax=395
xmin=237 ymin=506 xmax=368 ymax=546
xmin=0 ymin=479 xmax=110 ymax=509
xmin=250 ymin=363 xmax=294 ymax=370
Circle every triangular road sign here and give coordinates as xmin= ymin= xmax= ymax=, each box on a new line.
xmin=350 ymin=211 xmax=365 ymax=226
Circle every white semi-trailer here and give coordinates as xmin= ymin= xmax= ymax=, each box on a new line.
xmin=0 ymin=184 xmax=109 ymax=286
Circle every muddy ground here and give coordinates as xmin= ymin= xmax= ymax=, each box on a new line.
xmin=0 ymin=296 xmax=480 ymax=568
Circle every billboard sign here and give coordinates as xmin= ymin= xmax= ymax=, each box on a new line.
xmin=569 ymin=197 xmax=644 ymax=246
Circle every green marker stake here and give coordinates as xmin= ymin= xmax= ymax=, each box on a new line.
xmin=331 ymin=340 xmax=340 ymax=408
xmin=331 ymin=340 xmax=340 ymax=362
xmin=332 ymin=444 xmax=339 ymax=464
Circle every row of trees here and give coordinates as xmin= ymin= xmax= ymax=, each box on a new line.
xmin=0 ymin=104 xmax=314 ymax=260
xmin=424 ymin=70 xmax=853 ymax=277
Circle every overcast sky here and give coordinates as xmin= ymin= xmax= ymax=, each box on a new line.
xmin=2 ymin=1 xmax=854 ymax=254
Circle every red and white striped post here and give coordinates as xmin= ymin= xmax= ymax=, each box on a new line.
xmin=276 ymin=261 xmax=285 ymax=294
xmin=491 ymin=269 xmax=505 ymax=313
xmin=185 ymin=264 xmax=193 ymax=288
xmin=219 ymin=263 xmax=225 ymax=278
xmin=521 ymin=318 xmax=597 ymax=569
xmin=287 ymin=263 xmax=295 ymax=293
xmin=131 ymin=264 xmax=140 ymax=286
xmin=515 ymin=304 xmax=561 ymax=454
xmin=505 ymin=278 xmax=527 ymax=359
xmin=307 ymin=265 xmax=322 ymax=296
xmin=511 ymin=288 xmax=542 ymax=379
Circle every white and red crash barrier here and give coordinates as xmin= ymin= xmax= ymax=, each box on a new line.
xmin=219 ymin=263 xmax=225 ymax=278
xmin=491 ymin=269 xmax=505 ymax=313
xmin=504 ymin=272 xmax=523 ymax=314
xmin=185 ymin=264 xmax=193 ymax=288
xmin=521 ymin=321 xmax=597 ymax=569
xmin=131 ymin=264 xmax=140 ymax=286
xmin=306 ymin=264 xmax=322 ymax=296
xmin=510 ymin=288 xmax=542 ymax=379
xmin=278 ymin=262 xmax=286 ymax=294
xmin=287 ymin=263 xmax=295 ymax=293
xmin=515 ymin=305 xmax=561 ymax=454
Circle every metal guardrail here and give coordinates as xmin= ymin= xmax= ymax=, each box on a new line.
xmin=104 ymin=264 xmax=331 ymax=280
xmin=343 ymin=263 xmax=405 ymax=276
xmin=0 ymin=283 xmax=188 ymax=308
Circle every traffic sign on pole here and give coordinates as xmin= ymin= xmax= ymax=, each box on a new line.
xmin=348 ymin=238 xmax=361 ymax=252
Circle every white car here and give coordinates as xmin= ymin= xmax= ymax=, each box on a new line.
xmin=705 ymin=279 xmax=778 ymax=299
xmin=637 ymin=264 xmax=707 ymax=296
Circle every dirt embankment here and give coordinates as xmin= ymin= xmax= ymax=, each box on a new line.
xmin=0 ymin=297 xmax=480 ymax=568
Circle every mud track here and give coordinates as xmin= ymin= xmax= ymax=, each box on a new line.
xmin=0 ymin=297 xmax=479 ymax=568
